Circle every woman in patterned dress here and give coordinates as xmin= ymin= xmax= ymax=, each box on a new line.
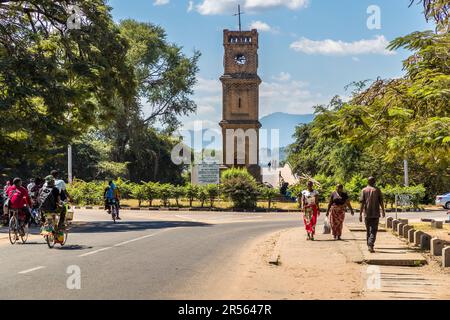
xmin=301 ymin=181 xmax=320 ymax=241
xmin=326 ymin=184 xmax=354 ymax=240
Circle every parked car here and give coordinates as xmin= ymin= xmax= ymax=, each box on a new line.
xmin=436 ymin=192 xmax=450 ymax=209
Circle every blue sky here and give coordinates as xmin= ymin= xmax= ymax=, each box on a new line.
xmin=108 ymin=0 xmax=432 ymax=137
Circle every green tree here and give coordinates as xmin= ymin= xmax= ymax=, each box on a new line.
xmin=259 ymin=186 xmax=280 ymax=210
xmin=0 ymin=0 xmax=134 ymax=178
xmin=131 ymin=184 xmax=146 ymax=207
xmin=143 ymin=181 xmax=160 ymax=207
xmin=205 ymin=184 xmax=220 ymax=209
xmin=158 ymin=183 xmax=174 ymax=207
xmin=196 ymin=186 xmax=208 ymax=208
xmin=173 ymin=185 xmax=185 ymax=207
xmin=184 ymin=184 xmax=198 ymax=207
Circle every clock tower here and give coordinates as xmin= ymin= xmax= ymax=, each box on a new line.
xmin=220 ymin=29 xmax=262 ymax=182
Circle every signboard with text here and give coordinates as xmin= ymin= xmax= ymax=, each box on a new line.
xmin=191 ymin=163 xmax=220 ymax=185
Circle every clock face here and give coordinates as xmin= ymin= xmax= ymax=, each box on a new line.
xmin=234 ymin=54 xmax=247 ymax=65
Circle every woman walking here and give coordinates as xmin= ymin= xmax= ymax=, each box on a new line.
xmin=301 ymin=181 xmax=320 ymax=240
xmin=326 ymin=184 xmax=354 ymax=240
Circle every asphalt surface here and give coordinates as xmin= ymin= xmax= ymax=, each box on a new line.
xmin=0 ymin=209 xmax=447 ymax=299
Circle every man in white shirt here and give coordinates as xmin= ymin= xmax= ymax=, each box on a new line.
xmin=49 ymin=170 xmax=72 ymax=202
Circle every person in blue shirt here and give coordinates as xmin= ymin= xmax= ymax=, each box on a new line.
xmin=104 ymin=181 xmax=121 ymax=220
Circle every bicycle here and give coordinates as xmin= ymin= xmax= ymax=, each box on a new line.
xmin=8 ymin=208 xmax=29 ymax=245
xmin=106 ymin=199 xmax=119 ymax=223
xmin=41 ymin=204 xmax=71 ymax=249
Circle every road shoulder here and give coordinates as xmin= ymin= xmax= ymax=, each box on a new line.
xmin=221 ymin=226 xmax=364 ymax=300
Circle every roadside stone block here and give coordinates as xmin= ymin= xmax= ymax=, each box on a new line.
xmin=443 ymin=247 xmax=450 ymax=268
xmin=397 ymin=223 xmax=405 ymax=236
xmin=402 ymin=225 xmax=413 ymax=239
xmin=399 ymin=219 xmax=409 ymax=225
xmin=431 ymin=238 xmax=446 ymax=256
xmin=392 ymin=219 xmax=400 ymax=232
xmin=408 ymin=229 xmax=416 ymax=243
xmin=386 ymin=217 xmax=393 ymax=229
xmin=420 ymin=234 xmax=431 ymax=250
xmin=414 ymin=230 xmax=425 ymax=246
xmin=431 ymin=220 xmax=443 ymax=229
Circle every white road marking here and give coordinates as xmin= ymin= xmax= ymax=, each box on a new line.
xmin=18 ymin=266 xmax=46 ymax=274
xmin=78 ymin=247 xmax=112 ymax=257
xmin=114 ymin=229 xmax=169 ymax=247
xmin=79 ymin=229 xmax=171 ymax=257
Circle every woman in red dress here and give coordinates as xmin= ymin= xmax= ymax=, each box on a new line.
xmin=301 ymin=181 xmax=320 ymax=241
xmin=326 ymin=184 xmax=354 ymax=240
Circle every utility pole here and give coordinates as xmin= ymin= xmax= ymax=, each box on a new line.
xmin=68 ymin=145 xmax=73 ymax=183
xmin=404 ymin=159 xmax=409 ymax=187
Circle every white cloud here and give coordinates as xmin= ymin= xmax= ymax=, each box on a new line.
xmin=196 ymin=0 xmax=309 ymax=15
xmin=153 ymin=0 xmax=169 ymax=5
xmin=249 ymin=20 xmax=272 ymax=32
xmin=196 ymin=104 xmax=216 ymax=115
xmin=290 ymin=35 xmax=396 ymax=56
xmin=249 ymin=20 xmax=280 ymax=33
xmin=272 ymin=72 xmax=291 ymax=82
xmin=260 ymin=79 xmax=325 ymax=115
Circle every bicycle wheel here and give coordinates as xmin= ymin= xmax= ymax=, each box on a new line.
xmin=8 ymin=215 xmax=18 ymax=245
xmin=20 ymin=223 xmax=29 ymax=244
xmin=45 ymin=226 xmax=55 ymax=249
xmin=112 ymin=206 xmax=117 ymax=223
xmin=61 ymin=228 xmax=69 ymax=246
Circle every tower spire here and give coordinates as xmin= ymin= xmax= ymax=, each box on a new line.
xmin=233 ymin=4 xmax=244 ymax=31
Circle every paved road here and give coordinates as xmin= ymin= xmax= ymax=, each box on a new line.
xmin=0 ymin=209 xmax=446 ymax=299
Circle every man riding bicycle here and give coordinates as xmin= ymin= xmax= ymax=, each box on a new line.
xmin=104 ymin=181 xmax=121 ymax=220
xmin=39 ymin=176 xmax=65 ymax=233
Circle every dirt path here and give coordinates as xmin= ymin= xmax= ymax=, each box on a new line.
xmin=221 ymin=227 xmax=364 ymax=299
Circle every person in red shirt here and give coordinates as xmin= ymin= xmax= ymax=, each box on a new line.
xmin=6 ymin=178 xmax=32 ymax=225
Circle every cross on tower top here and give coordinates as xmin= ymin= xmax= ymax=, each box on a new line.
xmin=233 ymin=4 xmax=245 ymax=32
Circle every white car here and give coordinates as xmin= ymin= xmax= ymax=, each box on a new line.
xmin=436 ymin=192 xmax=450 ymax=209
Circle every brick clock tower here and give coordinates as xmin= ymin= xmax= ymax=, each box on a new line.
xmin=219 ymin=29 xmax=262 ymax=182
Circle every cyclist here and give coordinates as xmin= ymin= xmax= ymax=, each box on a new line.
xmin=39 ymin=176 xmax=65 ymax=234
xmin=104 ymin=181 xmax=121 ymax=220
xmin=48 ymin=170 xmax=72 ymax=203
xmin=6 ymin=178 xmax=32 ymax=230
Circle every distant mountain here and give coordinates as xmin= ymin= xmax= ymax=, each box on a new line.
xmin=260 ymin=112 xmax=315 ymax=147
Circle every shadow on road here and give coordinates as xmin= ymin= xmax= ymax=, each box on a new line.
xmin=70 ymin=220 xmax=211 ymax=234
xmin=58 ymin=244 xmax=93 ymax=251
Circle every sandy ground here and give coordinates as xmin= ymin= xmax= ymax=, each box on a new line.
xmin=221 ymin=227 xmax=364 ymax=300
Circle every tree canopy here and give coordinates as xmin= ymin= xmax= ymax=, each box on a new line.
xmin=287 ymin=0 xmax=450 ymax=201
xmin=0 ymin=1 xmax=199 ymax=183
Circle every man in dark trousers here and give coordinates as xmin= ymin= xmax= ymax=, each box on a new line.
xmin=359 ymin=177 xmax=385 ymax=253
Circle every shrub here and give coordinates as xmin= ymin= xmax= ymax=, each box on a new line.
xmin=114 ymin=178 xmax=134 ymax=199
xmin=173 ymin=185 xmax=185 ymax=207
xmin=205 ymin=184 xmax=220 ymax=208
xmin=221 ymin=168 xmax=258 ymax=209
xmin=184 ymin=183 xmax=198 ymax=207
xmin=68 ymin=179 xmax=105 ymax=206
xmin=159 ymin=183 xmax=174 ymax=207
xmin=259 ymin=186 xmax=280 ymax=209
xmin=197 ymin=186 xmax=208 ymax=208
xmin=345 ymin=174 xmax=368 ymax=202
xmin=130 ymin=183 xmax=146 ymax=207
xmin=221 ymin=167 xmax=255 ymax=182
xmin=143 ymin=181 xmax=159 ymax=206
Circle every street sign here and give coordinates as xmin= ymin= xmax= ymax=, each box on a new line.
xmin=192 ymin=163 xmax=220 ymax=185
